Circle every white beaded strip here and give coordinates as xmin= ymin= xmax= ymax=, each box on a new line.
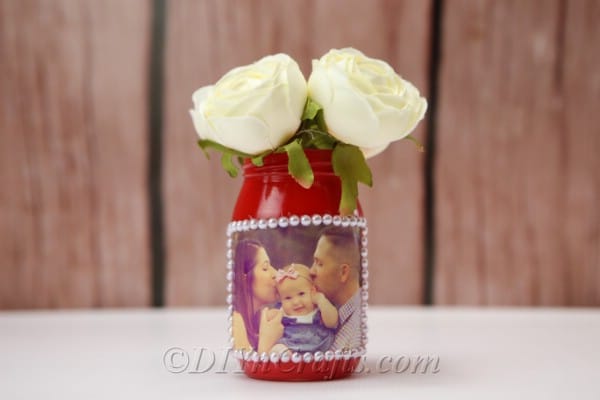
xmin=226 ymin=214 xmax=369 ymax=363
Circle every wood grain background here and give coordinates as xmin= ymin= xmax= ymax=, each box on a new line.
xmin=434 ymin=0 xmax=600 ymax=306
xmin=0 ymin=0 xmax=151 ymax=308
xmin=1 ymin=0 xmax=598 ymax=309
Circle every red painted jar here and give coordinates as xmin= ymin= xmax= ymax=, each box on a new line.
xmin=226 ymin=149 xmax=369 ymax=381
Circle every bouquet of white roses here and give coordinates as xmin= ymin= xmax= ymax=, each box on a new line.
xmin=190 ymin=48 xmax=427 ymax=215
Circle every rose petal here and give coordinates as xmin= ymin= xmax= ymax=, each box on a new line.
xmin=209 ymin=115 xmax=273 ymax=154
xmin=323 ymin=86 xmax=379 ymax=148
xmin=191 ymin=85 xmax=214 ymax=108
xmin=307 ymin=65 xmax=334 ymax=108
xmin=361 ymin=143 xmax=389 ymax=159
xmin=286 ymin=60 xmax=309 ymax=117
xmin=189 ymin=109 xmax=211 ymax=141
xmin=376 ymin=103 xmax=426 ymax=143
xmin=247 ymin=82 xmax=301 ymax=148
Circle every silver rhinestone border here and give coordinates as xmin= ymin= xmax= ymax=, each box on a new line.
xmin=225 ymin=214 xmax=369 ymax=363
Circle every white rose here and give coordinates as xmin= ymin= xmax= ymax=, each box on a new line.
xmin=190 ymin=54 xmax=307 ymax=155
xmin=308 ymin=48 xmax=427 ymax=158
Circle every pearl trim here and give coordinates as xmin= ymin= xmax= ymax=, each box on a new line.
xmin=226 ymin=214 xmax=369 ymax=363
xmin=231 ymin=348 xmax=368 ymax=363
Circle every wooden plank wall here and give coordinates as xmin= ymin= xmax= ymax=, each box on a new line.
xmin=434 ymin=0 xmax=600 ymax=306
xmin=0 ymin=0 xmax=151 ymax=308
xmin=0 ymin=0 xmax=598 ymax=309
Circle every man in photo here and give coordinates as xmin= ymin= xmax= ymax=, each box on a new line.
xmin=310 ymin=226 xmax=362 ymax=352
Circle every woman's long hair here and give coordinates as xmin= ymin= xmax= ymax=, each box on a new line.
xmin=232 ymin=239 xmax=263 ymax=350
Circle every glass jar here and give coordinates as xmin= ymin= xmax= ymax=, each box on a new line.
xmin=226 ymin=150 xmax=368 ymax=381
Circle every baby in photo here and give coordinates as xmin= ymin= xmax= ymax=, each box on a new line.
xmin=271 ymin=263 xmax=338 ymax=354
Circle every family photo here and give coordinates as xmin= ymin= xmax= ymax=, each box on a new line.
xmin=231 ymin=225 xmax=364 ymax=356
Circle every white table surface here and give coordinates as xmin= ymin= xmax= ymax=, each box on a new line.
xmin=1 ymin=307 xmax=599 ymax=399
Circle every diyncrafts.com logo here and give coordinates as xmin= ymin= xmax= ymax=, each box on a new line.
xmin=162 ymin=347 xmax=441 ymax=375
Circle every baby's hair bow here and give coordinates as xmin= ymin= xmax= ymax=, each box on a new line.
xmin=275 ymin=266 xmax=299 ymax=284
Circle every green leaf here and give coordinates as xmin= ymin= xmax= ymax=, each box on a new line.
xmin=297 ymin=129 xmax=337 ymax=150
xmin=301 ymin=98 xmax=323 ymax=121
xmin=332 ymin=143 xmax=373 ymax=215
xmin=309 ymin=130 xmax=336 ymax=149
xmin=221 ymin=153 xmax=239 ymax=177
xmin=197 ymin=139 xmax=254 ymax=158
xmin=405 ymin=134 xmax=425 ymax=152
xmin=251 ymin=155 xmax=264 ymax=167
xmin=314 ymin=109 xmax=329 ymax=133
xmin=282 ymin=140 xmax=314 ymax=189
xmin=198 ymin=139 xmax=276 ymax=176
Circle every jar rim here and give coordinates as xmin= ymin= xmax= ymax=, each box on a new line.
xmin=242 ymin=149 xmax=334 ymax=174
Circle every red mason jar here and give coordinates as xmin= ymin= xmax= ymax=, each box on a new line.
xmin=226 ymin=149 xmax=369 ymax=381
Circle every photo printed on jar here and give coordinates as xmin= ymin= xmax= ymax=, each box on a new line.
xmin=227 ymin=216 xmax=368 ymax=360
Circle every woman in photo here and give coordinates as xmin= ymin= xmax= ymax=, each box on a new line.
xmin=232 ymin=239 xmax=284 ymax=353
